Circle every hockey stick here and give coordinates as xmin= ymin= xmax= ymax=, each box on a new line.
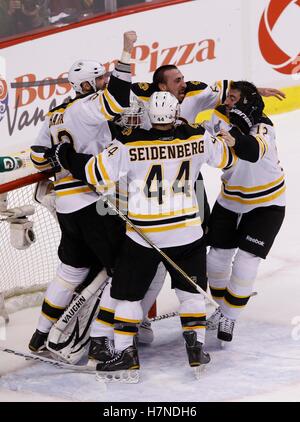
xmin=0 ymin=347 xmax=95 ymax=373
xmin=101 ymin=196 xmax=219 ymax=308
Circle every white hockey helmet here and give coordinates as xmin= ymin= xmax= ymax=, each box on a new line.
xmin=148 ymin=91 xmax=179 ymax=124
xmin=68 ymin=60 xmax=106 ymax=94
xmin=119 ymin=94 xmax=144 ymax=128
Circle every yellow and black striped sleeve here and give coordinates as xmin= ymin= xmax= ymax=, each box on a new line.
xmin=229 ymin=127 xmax=262 ymax=163
xmin=30 ymin=149 xmax=53 ymax=171
xmin=99 ymin=62 xmax=132 ymax=120
xmin=131 ymin=82 xmax=154 ymax=102
xmin=215 ymin=136 xmax=237 ymax=170
xmin=54 ymin=143 xmax=94 ymax=185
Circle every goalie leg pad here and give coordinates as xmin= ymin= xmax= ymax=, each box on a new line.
xmin=46 ymin=269 xmax=109 ymax=364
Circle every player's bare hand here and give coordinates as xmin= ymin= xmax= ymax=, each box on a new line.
xmin=220 ymin=129 xmax=236 ymax=147
xmin=123 ymin=31 xmax=137 ymax=53
xmin=258 ymin=88 xmax=286 ymax=101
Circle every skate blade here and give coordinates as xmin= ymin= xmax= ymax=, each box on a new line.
xmin=96 ymin=369 xmax=140 ymax=384
xmin=193 ymin=364 xmax=208 ymax=380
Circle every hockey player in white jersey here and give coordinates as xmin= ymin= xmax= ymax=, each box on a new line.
xmin=28 ymin=31 xmax=137 ymax=354
xmin=205 ymin=81 xmax=286 ymax=342
xmin=130 ymin=66 xmax=286 ymax=323
xmin=39 ymin=92 xmax=238 ymax=376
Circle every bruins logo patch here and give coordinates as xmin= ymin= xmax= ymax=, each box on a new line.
xmin=188 ymin=123 xmax=201 ymax=129
xmin=138 ymin=82 xmax=149 ymax=91
xmin=121 ymin=127 xmax=133 ymax=136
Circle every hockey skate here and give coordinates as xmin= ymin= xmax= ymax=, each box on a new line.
xmin=138 ymin=318 xmax=154 ymax=344
xmin=28 ymin=329 xmax=48 ymax=352
xmin=183 ymin=331 xmax=210 ymax=379
xmin=96 ymin=342 xmax=140 ymax=383
xmin=218 ymin=315 xmax=235 ymax=343
xmin=88 ymin=336 xmax=114 ymax=367
xmin=206 ymin=307 xmax=222 ymax=331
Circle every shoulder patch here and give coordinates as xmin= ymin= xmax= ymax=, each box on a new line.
xmin=185 ymin=81 xmax=208 ymax=94
xmin=121 ymin=127 xmax=133 ymax=136
xmin=138 ymin=82 xmax=150 ymax=91
xmin=188 ymin=123 xmax=201 ymax=129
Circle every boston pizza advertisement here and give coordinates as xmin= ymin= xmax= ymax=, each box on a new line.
xmin=0 ymin=0 xmax=298 ymax=155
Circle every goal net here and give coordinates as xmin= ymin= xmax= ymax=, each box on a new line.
xmin=0 ymin=171 xmax=61 ymax=314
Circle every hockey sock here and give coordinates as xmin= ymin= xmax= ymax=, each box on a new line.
xmin=114 ymin=300 xmax=143 ymax=352
xmin=221 ymin=249 xmax=261 ymax=320
xmin=207 ymin=247 xmax=236 ymax=305
xmin=37 ymin=263 xmax=89 ymax=333
xmin=176 ymin=288 xmax=206 ymax=344
xmin=90 ymin=281 xmax=116 ymax=340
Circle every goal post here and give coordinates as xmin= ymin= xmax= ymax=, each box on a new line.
xmin=0 ymin=171 xmax=61 ymax=315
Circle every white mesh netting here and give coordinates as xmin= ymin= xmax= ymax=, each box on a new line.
xmin=0 ymin=183 xmax=60 ymax=312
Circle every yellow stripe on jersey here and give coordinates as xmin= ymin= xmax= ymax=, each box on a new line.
xmin=125 ymin=134 xmax=203 ymax=147
xmin=256 ymin=134 xmax=268 ymax=158
xmin=32 ymin=162 xmax=51 ymax=171
xmin=98 ymin=94 xmax=113 ymax=120
xmin=86 ymin=157 xmax=98 ymax=185
xmin=214 ymin=109 xmax=230 ymax=124
xmin=223 ymin=175 xmax=284 ymax=193
xmin=184 ymin=89 xmax=206 ymax=98
xmin=255 ymin=135 xmax=266 ymax=159
xmin=217 ymin=138 xmax=229 ymax=169
xmin=30 ymin=153 xmax=48 ymax=163
xmin=127 ymin=218 xmax=201 ymax=233
xmin=55 ymin=186 xmax=93 ymax=197
xmin=128 ymin=206 xmax=198 ymax=220
xmin=137 ymin=95 xmax=150 ymax=102
xmin=96 ymin=154 xmax=112 ymax=185
xmin=103 ymin=89 xmax=124 ymax=114
xmin=180 ymin=313 xmax=206 ymax=318
xmin=53 ymin=175 xmax=77 ymax=185
xmin=221 ymin=185 xmax=286 ymax=205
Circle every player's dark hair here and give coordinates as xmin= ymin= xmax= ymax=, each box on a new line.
xmin=152 ymin=65 xmax=178 ymax=90
xmin=231 ymin=80 xmax=265 ymax=123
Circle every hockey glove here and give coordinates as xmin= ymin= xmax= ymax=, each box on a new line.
xmin=229 ymin=91 xmax=264 ymax=135
xmin=31 ymin=143 xmax=72 ymax=173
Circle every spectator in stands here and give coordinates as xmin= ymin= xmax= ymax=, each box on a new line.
xmin=49 ymin=0 xmax=94 ymax=18
xmin=0 ymin=1 xmax=13 ymax=37
xmin=7 ymin=0 xmax=49 ymax=35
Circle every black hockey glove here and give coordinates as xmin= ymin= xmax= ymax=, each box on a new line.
xmin=31 ymin=143 xmax=72 ymax=173
xmin=229 ymin=92 xmax=264 ymax=134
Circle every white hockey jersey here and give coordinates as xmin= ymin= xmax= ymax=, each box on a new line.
xmin=131 ymin=80 xmax=230 ymax=128
xmin=70 ymin=124 xmax=236 ymax=248
xmin=30 ymin=63 xmax=131 ymax=213
xmin=208 ymin=109 xmax=286 ymax=214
